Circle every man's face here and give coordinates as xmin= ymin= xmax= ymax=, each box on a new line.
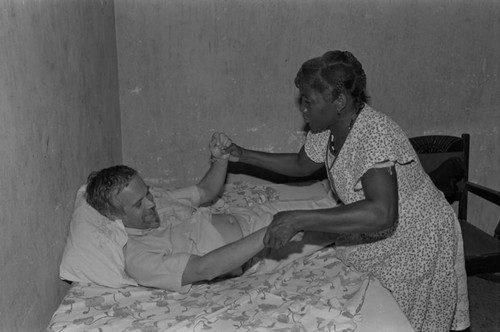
xmin=115 ymin=175 xmax=160 ymax=229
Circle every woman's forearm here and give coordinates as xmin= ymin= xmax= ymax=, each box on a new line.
xmin=238 ymin=148 xmax=320 ymax=177
xmin=290 ymin=200 xmax=396 ymax=234
xmin=292 ymin=167 xmax=398 ymax=234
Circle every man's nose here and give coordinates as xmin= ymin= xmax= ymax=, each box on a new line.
xmin=144 ymin=197 xmax=155 ymax=209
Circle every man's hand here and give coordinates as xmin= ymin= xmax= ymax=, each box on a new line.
xmin=210 ymin=132 xmax=232 ymax=160
xmin=210 ymin=132 xmax=242 ymax=162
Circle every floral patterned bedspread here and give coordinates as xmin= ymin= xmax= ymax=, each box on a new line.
xmin=48 ymin=181 xmax=372 ymax=332
xmin=209 ymin=181 xmax=281 ymax=212
xmin=48 ymin=246 xmax=370 ymax=332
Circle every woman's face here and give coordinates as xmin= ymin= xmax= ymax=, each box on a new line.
xmin=298 ymin=85 xmax=336 ymax=133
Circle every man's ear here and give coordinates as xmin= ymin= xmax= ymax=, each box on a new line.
xmin=104 ymin=211 xmax=119 ymax=221
xmin=105 ymin=195 xmax=124 ymax=221
xmin=105 ymin=202 xmax=122 ymax=221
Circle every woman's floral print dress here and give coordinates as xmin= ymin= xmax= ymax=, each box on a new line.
xmin=304 ymin=105 xmax=469 ymax=332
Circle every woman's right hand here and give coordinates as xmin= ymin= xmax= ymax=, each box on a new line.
xmin=223 ymin=143 xmax=243 ymax=162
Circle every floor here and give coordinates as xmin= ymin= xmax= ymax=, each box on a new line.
xmin=467 ymin=275 xmax=500 ymax=332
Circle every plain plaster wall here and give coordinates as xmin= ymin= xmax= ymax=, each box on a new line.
xmin=116 ymin=0 xmax=500 ymax=234
xmin=0 ymin=0 xmax=121 ymax=330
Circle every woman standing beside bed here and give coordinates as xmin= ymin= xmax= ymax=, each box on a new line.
xmin=225 ymin=50 xmax=469 ymax=332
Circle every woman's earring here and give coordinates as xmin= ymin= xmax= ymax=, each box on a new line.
xmin=335 ymin=94 xmax=344 ymax=114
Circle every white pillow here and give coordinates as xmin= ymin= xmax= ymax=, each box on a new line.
xmin=59 ymin=186 xmax=137 ymax=288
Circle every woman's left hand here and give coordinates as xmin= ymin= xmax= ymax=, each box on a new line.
xmin=263 ymin=211 xmax=301 ymax=249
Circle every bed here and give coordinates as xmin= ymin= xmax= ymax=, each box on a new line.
xmin=47 ymin=175 xmax=414 ymax=332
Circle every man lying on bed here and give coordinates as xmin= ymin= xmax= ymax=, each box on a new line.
xmin=63 ymin=133 xmax=335 ymax=293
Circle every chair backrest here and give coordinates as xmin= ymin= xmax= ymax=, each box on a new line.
xmin=409 ymin=134 xmax=470 ymax=220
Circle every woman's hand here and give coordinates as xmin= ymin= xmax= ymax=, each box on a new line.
xmin=223 ymin=143 xmax=244 ymax=162
xmin=210 ymin=132 xmax=232 ymax=160
xmin=211 ymin=133 xmax=243 ymax=162
xmin=263 ymin=211 xmax=302 ymax=249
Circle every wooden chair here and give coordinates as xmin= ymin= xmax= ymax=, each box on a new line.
xmin=410 ymin=133 xmax=500 ymax=276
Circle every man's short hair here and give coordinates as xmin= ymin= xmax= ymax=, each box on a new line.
xmin=85 ymin=165 xmax=138 ymax=218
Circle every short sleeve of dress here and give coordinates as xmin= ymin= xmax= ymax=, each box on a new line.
xmin=304 ymin=130 xmax=330 ymax=163
xmin=349 ymin=109 xmax=416 ymax=187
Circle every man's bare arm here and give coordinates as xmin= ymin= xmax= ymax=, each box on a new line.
xmin=181 ymin=227 xmax=266 ymax=285
xmin=197 ymin=133 xmax=232 ymax=205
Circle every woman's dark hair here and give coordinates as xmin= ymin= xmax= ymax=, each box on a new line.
xmin=85 ymin=165 xmax=138 ymax=218
xmin=295 ymin=50 xmax=369 ymax=111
